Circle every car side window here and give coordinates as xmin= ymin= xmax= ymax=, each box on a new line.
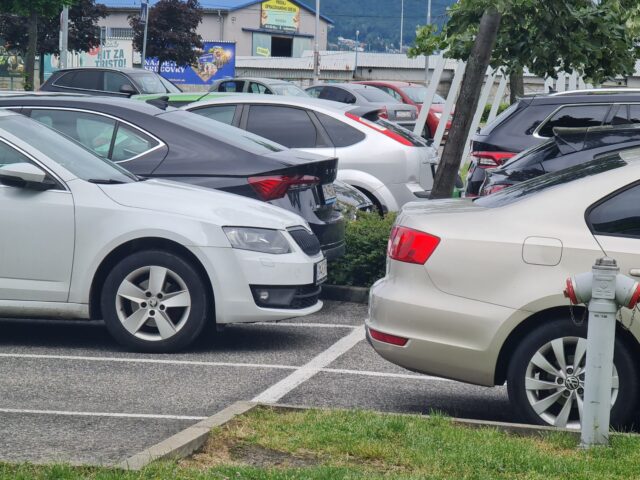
xmin=111 ymin=123 xmax=159 ymax=162
xmin=320 ymin=87 xmax=356 ymax=104
xmin=104 ymin=71 xmax=135 ymax=93
xmin=191 ymin=105 xmax=237 ymax=125
xmin=380 ymin=86 xmax=402 ymax=102
xmin=246 ymin=105 xmax=317 ymax=148
xmin=30 ymin=109 xmax=117 ymax=158
xmin=218 ymin=81 xmax=244 ymax=93
xmin=306 ymin=87 xmax=323 ymax=98
xmin=316 ymin=112 xmax=365 ymax=147
xmin=537 ymin=105 xmax=609 ymax=137
xmin=56 ymin=70 xmax=102 ymax=91
xmin=249 ymin=82 xmax=271 ymax=94
xmin=629 ymin=105 xmax=640 ymax=124
xmin=0 ymin=140 xmax=32 ymax=167
xmin=588 ymin=184 xmax=640 ymax=238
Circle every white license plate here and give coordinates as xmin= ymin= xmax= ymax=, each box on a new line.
xmin=315 ymin=258 xmax=328 ymax=284
xmin=322 ymin=183 xmax=337 ymax=204
xmin=396 ymin=111 xmax=413 ymax=119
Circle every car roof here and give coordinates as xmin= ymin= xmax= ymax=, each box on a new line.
xmin=356 ymin=81 xmax=421 ymax=88
xmin=187 ymin=93 xmax=355 ymax=112
xmin=308 ymin=83 xmax=379 ymax=91
xmin=216 ymin=77 xmax=295 ymax=86
xmin=53 ymin=67 xmax=150 ymax=75
xmin=524 ymin=88 xmax=640 ymax=105
xmin=0 ymin=94 xmax=168 ymax=116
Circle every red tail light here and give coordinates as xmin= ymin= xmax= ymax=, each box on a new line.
xmin=345 ymin=112 xmax=412 ymax=146
xmin=378 ymin=107 xmax=389 ymax=119
xmin=368 ymin=327 xmax=408 ymax=346
xmin=248 ymin=175 xmax=319 ymax=201
xmin=471 ymin=151 xmax=515 ymax=168
xmin=388 ymin=226 xmax=440 ymax=264
xmin=482 ymin=184 xmax=511 ymax=196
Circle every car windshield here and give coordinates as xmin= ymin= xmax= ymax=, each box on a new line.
xmin=0 ymin=114 xmax=136 ymax=183
xmin=158 ymin=110 xmax=284 ymax=154
xmin=401 ymin=86 xmax=445 ymax=104
xmin=475 ymin=154 xmax=627 ymax=208
xmin=130 ymin=71 xmax=181 ymax=94
xmin=271 ymin=84 xmax=309 ymax=97
xmin=359 ymin=87 xmax=396 ymax=103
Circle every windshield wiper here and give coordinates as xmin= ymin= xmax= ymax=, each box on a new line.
xmin=87 ymin=179 xmax=127 ymax=185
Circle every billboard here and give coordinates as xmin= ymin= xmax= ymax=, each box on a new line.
xmin=144 ymin=42 xmax=235 ymax=86
xmin=261 ymin=0 xmax=300 ymax=33
xmin=44 ymin=39 xmax=134 ymax=79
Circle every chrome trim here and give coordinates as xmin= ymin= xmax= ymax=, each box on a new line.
xmin=24 ymin=106 xmax=166 ymax=163
xmin=550 ymin=88 xmax=640 ymax=96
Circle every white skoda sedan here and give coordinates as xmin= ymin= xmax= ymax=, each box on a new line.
xmin=0 ymin=111 xmax=325 ymax=352
xmin=368 ymin=149 xmax=640 ymax=428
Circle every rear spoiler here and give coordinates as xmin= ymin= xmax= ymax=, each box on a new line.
xmin=347 ymin=106 xmax=382 ymax=122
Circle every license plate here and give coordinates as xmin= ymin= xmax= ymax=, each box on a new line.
xmin=322 ymin=183 xmax=337 ymax=204
xmin=396 ymin=110 xmax=413 ymax=119
xmin=315 ymin=258 xmax=328 ymax=284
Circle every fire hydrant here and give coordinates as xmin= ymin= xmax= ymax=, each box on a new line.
xmin=564 ymin=257 xmax=640 ymax=447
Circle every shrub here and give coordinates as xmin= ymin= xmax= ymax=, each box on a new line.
xmin=481 ymin=102 xmax=510 ymax=123
xmin=328 ymin=212 xmax=396 ymax=288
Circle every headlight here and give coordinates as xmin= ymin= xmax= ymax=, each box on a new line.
xmin=223 ymin=227 xmax=291 ymax=254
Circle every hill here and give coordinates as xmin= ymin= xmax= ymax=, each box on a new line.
xmin=298 ymin=0 xmax=455 ymax=52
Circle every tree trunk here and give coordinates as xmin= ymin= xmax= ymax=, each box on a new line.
xmin=429 ymin=8 xmax=502 ymax=200
xmin=509 ymin=68 xmax=524 ymax=104
xmin=24 ymin=10 xmax=38 ymax=91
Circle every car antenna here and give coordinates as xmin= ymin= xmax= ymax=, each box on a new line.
xmin=146 ymin=96 xmax=170 ymax=110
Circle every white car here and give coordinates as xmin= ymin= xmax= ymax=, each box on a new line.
xmin=178 ymin=95 xmax=438 ymax=212
xmin=0 ymin=111 xmax=325 ymax=352
xmin=368 ymin=149 xmax=640 ymax=428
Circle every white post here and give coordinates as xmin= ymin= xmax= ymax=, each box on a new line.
xmin=544 ymin=76 xmax=554 ymax=93
xmin=568 ymin=71 xmax=578 ymax=91
xmin=400 ymin=0 xmax=404 ymax=52
xmin=432 ymin=60 xmax=465 ymax=147
xmin=462 ymin=69 xmax=497 ymax=161
xmin=425 ymin=0 xmax=431 ymax=84
xmin=60 ymin=6 xmax=69 ymax=69
xmin=141 ymin=0 xmax=149 ymax=69
xmin=487 ymin=73 xmax=507 ymax=123
xmin=313 ymin=0 xmax=320 ymax=83
xmin=413 ymin=54 xmax=445 ymax=137
xmin=556 ymin=72 xmax=566 ymax=92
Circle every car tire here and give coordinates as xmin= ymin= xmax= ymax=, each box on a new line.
xmin=101 ymin=250 xmax=210 ymax=353
xmin=506 ymin=316 xmax=638 ymax=429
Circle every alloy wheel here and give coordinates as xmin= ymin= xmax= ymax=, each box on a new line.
xmin=115 ymin=265 xmax=192 ymax=342
xmin=524 ymin=336 xmax=618 ymax=429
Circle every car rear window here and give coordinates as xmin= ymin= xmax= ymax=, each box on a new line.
xmin=359 ymin=87 xmax=395 ymax=103
xmin=475 ymin=154 xmax=627 ymax=208
xmin=501 ymin=140 xmax=560 ymax=171
xmin=376 ymin=118 xmax=427 ymax=147
xmin=401 ymin=86 xmax=445 ymax=104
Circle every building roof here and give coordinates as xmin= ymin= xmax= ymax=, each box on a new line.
xmin=100 ymin=0 xmax=333 ymax=23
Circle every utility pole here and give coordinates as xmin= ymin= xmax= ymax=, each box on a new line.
xmin=141 ymin=0 xmax=149 ymax=69
xmin=425 ymin=0 xmax=431 ymax=84
xmin=60 ymin=6 xmax=69 ymax=69
xmin=313 ymin=0 xmax=320 ymax=83
xmin=400 ymin=0 xmax=404 ymax=52
xmin=354 ymin=30 xmax=359 ymax=78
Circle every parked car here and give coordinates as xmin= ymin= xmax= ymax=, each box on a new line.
xmin=305 ymin=83 xmax=418 ymax=131
xmin=0 ymin=110 xmax=325 ymax=352
xmin=0 ymin=95 xmax=345 ymax=259
xmin=40 ymin=67 xmax=181 ymax=97
xmin=480 ymin=124 xmax=640 ymax=195
xmin=171 ymin=94 xmax=437 ymax=212
xmin=208 ymin=77 xmax=309 ymax=97
xmin=368 ymin=149 xmax=640 ymax=428
xmin=355 ymin=81 xmax=452 ymax=138
xmin=466 ymin=88 xmax=640 ymax=196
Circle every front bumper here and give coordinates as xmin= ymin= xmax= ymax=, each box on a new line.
xmin=366 ymin=260 xmax=520 ymax=386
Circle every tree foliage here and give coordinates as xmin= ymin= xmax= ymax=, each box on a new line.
xmin=409 ymin=0 xmax=640 ymax=84
xmin=129 ymin=0 xmax=203 ymax=70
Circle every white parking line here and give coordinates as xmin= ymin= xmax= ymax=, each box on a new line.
xmin=256 ymin=322 xmax=358 ymax=329
xmin=322 ymin=368 xmax=453 ymax=382
xmin=0 ymin=408 xmax=206 ymax=421
xmin=252 ymin=326 xmax=366 ymax=403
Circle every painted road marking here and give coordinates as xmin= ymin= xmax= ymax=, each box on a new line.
xmin=0 ymin=408 xmax=206 ymax=421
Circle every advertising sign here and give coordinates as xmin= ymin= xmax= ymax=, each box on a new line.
xmin=261 ymin=0 xmax=300 ymax=33
xmin=144 ymin=42 xmax=235 ymax=85
xmin=44 ymin=39 xmax=134 ymax=79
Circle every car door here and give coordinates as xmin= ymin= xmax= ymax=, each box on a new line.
xmin=0 ymin=140 xmax=74 ymax=302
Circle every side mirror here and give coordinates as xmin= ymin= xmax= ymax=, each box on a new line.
xmin=119 ymin=84 xmax=137 ymax=96
xmin=0 ymin=163 xmax=55 ymax=191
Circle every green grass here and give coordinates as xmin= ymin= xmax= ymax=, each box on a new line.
xmin=4 ymin=408 xmax=640 ymax=479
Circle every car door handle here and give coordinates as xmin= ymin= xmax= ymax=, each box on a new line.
xmin=630 ymin=269 xmax=640 ymax=278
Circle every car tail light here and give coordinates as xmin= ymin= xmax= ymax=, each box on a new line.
xmin=248 ymin=175 xmax=319 ymax=201
xmin=387 ymin=225 xmax=440 ymax=264
xmin=368 ymin=327 xmax=408 ymax=346
xmin=471 ymin=151 xmax=515 ymax=168
xmin=482 ymin=184 xmax=511 ymax=196
xmin=378 ymin=107 xmax=389 ymax=119
xmin=345 ymin=112 xmax=412 ymax=146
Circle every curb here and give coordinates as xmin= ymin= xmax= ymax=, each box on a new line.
xmin=118 ymin=401 xmax=257 ymax=471
xmin=321 ymin=285 xmax=369 ymax=304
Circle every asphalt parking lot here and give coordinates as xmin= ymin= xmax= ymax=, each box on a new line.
xmin=0 ymin=301 xmax=512 ymax=466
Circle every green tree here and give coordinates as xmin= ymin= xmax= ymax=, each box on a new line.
xmin=0 ymin=0 xmax=73 ymax=90
xmin=129 ymin=0 xmax=203 ymax=72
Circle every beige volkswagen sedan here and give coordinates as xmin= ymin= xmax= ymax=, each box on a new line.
xmin=367 ymin=149 xmax=640 ymax=429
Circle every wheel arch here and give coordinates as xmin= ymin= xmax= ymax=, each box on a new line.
xmin=493 ymin=305 xmax=640 ymax=385
xmin=336 ymin=169 xmax=398 ymax=212
xmin=89 ymin=237 xmax=214 ymax=321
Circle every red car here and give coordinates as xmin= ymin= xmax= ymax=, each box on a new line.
xmin=355 ymin=81 xmax=452 ymax=139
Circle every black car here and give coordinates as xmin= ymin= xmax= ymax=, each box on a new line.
xmin=480 ymin=124 xmax=640 ymax=195
xmin=40 ymin=68 xmax=181 ymax=97
xmin=466 ymin=89 xmax=640 ymax=196
xmin=0 ymin=95 xmax=345 ymax=259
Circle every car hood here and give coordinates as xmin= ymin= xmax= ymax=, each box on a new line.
xmin=98 ymin=179 xmax=306 ymax=229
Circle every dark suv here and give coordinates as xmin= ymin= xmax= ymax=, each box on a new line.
xmin=41 ymin=67 xmax=181 ymax=97
xmin=466 ymin=89 xmax=640 ymax=196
